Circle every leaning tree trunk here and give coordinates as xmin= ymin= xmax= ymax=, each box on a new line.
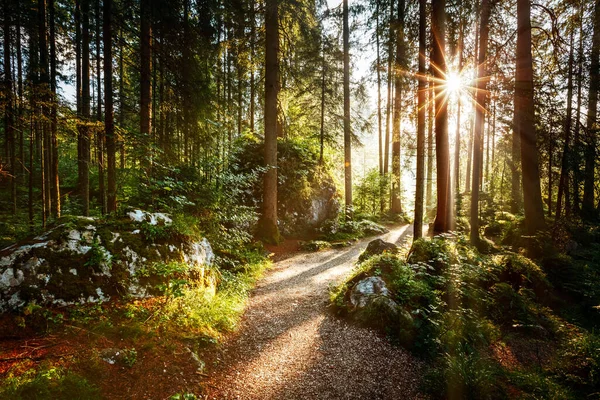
xmin=140 ymin=0 xmax=152 ymax=176
xmin=515 ymin=0 xmax=545 ymax=234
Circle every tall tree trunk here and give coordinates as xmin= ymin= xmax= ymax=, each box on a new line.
xmin=104 ymin=0 xmax=117 ymax=212
xmin=465 ymin=11 xmax=478 ymax=194
xmin=376 ymin=0 xmax=382 ymax=176
xmin=96 ymin=0 xmax=105 ymax=214
xmin=80 ymin=0 xmax=91 ymax=215
xmin=470 ymin=0 xmax=491 ymax=245
xmin=426 ymin=83 xmax=434 ymax=213
xmin=140 ymin=0 xmax=152 ymax=175
xmin=556 ymin=32 xmax=575 ymax=219
xmin=431 ymin=0 xmax=450 ymax=234
xmin=454 ymin=19 xmax=464 ymax=198
xmin=343 ymin=0 xmax=352 ymax=219
xmin=573 ymin=4 xmax=584 ymax=214
xmin=391 ymin=0 xmax=405 ymax=214
xmin=583 ymin=0 xmax=600 ymax=219
xmin=319 ymin=35 xmax=326 ymax=164
xmin=257 ymin=0 xmax=280 ymax=243
xmin=39 ymin=0 xmax=50 ymax=226
xmin=49 ymin=0 xmax=60 ymax=218
xmin=384 ymin=0 xmax=394 ymax=176
xmin=4 ymin=0 xmax=16 ymax=214
xmin=249 ymin=1 xmax=255 ymax=134
xmin=414 ymin=0 xmax=426 ymax=239
xmin=516 ymin=0 xmax=545 ymax=234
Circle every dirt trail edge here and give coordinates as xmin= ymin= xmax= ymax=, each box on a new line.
xmin=200 ymin=225 xmax=426 ymax=400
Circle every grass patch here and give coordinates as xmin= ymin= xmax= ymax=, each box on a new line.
xmin=0 ymin=366 xmax=101 ymax=400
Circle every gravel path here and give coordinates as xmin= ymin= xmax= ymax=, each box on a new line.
xmin=201 ymin=225 xmax=426 ymax=399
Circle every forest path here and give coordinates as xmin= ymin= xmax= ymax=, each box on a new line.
xmin=200 ymin=224 xmax=426 ymax=400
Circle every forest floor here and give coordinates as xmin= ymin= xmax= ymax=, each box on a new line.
xmin=0 ymin=224 xmax=426 ymax=399
xmin=198 ymin=224 xmax=426 ymax=399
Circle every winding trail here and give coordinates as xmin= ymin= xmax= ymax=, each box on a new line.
xmin=200 ymin=225 xmax=426 ymax=399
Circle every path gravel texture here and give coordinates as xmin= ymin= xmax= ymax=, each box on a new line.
xmin=201 ymin=225 xmax=426 ymax=400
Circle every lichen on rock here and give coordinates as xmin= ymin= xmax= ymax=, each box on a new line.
xmin=0 ymin=210 xmax=213 ymax=313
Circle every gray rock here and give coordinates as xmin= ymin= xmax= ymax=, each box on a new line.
xmin=0 ymin=212 xmax=214 ymax=313
xmin=350 ymin=276 xmax=392 ymax=308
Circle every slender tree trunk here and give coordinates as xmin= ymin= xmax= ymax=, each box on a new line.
xmin=414 ymin=0 xmax=427 ymax=239
xmin=470 ymin=0 xmax=491 ymax=245
xmin=49 ymin=0 xmax=60 ymax=218
xmin=4 ymin=0 xmax=16 ymax=214
xmin=343 ymin=0 xmax=352 ymax=219
xmin=319 ymin=35 xmax=326 ymax=164
xmin=96 ymin=0 xmax=105 ymax=214
xmin=384 ymin=0 xmax=394 ymax=176
xmin=573 ymin=5 xmax=584 ymax=214
xmin=426 ymin=83 xmax=434 ymax=213
xmin=516 ymin=0 xmax=545 ymax=234
xmin=376 ymin=0 xmax=382 ymax=176
xmin=39 ymin=0 xmax=50 ymax=226
xmin=249 ymin=1 xmax=255 ymax=134
xmin=104 ymin=0 xmax=117 ymax=212
xmin=454 ymin=20 xmax=464 ymax=198
xmin=583 ymin=0 xmax=600 ymax=219
xmin=465 ymin=11 xmax=478 ymax=194
xmin=431 ymin=0 xmax=450 ymax=234
xmin=556 ymin=33 xmax=575 ymax=219
xmin=257 ymin=0 xmax=280 ymax=243
xmin=140 ymin=0 xmax=152 ymax=176
xmin=391 ymin=0 xmax=405 ymax=214
xmin=80 ymin=0 xmax=91 ymax=215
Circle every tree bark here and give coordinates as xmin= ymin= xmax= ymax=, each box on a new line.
xmin=431 ymin=0 xmax=450 ymax=234
xmin=4 ymin=0 xmax=16 ymax=214
xmin=556 ymin=31 xmax=575 ymax=219
xmin=343 ymin=0 xmax=352 ymax=219
xmin=414 ymin=0 xmax=427 ymax=239
xmin=257 ymin=0 xmax=281 ymax=243
xmin=515 ymin=0 xmax=545 ymax=234
xmin=140 ymin=0 xmax=152 ymax=175
xmin=470 ymin=0 xmax=491 ymax=245
xmin=49 ymin=0 xmax=60 ymax=218
xmin=391 ymin=0 xmax=405 ymax=214
xmin=583 ymin=0 xmax=600 ymax=219
xmin=104 ymin=0 xmax=117 ymax=212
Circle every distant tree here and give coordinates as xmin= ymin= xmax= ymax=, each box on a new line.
xmin=104 ymin=0 xmax=117 ymax=213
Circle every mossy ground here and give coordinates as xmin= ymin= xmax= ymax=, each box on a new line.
xmin=0 ymin=246 xmax=270 ymax=399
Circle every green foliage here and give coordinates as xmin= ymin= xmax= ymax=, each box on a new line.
xmin=0 ymin=367 xmax=101 ymax=400
xmin=169 ymin=393 xmax=198 ymax=400
xmin=354 ymin=168 xmax=389 ymax=218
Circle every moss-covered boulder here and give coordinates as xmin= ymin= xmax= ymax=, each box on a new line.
xmin=0 ymin=210 xmax=213 ymax=312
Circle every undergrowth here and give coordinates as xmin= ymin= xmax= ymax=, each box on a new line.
xmin=332 ymin=229 xmax=600 ymax=399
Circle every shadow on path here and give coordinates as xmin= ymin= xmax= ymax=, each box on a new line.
xmin=200 ymin=224 xmax=425 ymax=400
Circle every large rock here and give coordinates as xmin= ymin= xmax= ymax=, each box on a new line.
xmin=358 ymin=239 xmax=398 ymax=262
xmin=350 ymin=276 xmax=391 ymax=308
xmin=0 ymin=210 xmax=214 ymax=312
